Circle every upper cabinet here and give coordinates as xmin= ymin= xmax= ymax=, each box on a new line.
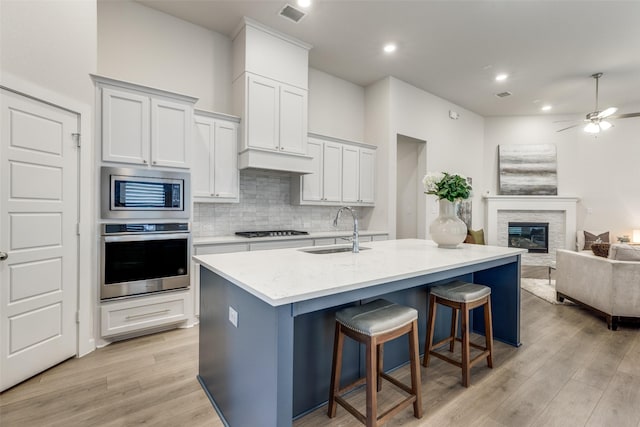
xmin=93 ymin=75 xmax=197 ymax=169
xmin=232 ymin=18 xmax=313 ymax=174
xmin=192 ymin=110 xmax=240 ymax=203
xmin=292 ymin=134 xmax=376 ymax=206
xmin=343 ymin=145 xmax=376 ymax=205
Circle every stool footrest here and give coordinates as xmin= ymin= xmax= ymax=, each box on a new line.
xmin=429 ymin=349 xmax=491 ymax=369
xmin=335 ymin=393 xmax=417 ymax=427
xmin=380 ymin=372 xmax=413 ymax=395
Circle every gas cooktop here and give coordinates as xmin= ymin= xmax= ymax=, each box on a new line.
xmin=235 ymin=230 xmax=309 ymax=238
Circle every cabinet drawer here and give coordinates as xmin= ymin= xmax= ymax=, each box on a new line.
xmin=314 ymin=238 xmax=336 ymax=246
xmin=195 ymin=243 xmax=248 ymax=255
xmin=101 ymin=292 xmax=188 ymax=337
xmin=249 ymin=239 xmax=313 ymax=251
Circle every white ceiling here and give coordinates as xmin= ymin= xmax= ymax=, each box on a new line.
xmin=137 ymin=0 xmax=640 ymax=118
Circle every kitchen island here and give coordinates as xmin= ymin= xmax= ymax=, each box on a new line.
xmin=195 ymin=239 xmax=525 ymax=427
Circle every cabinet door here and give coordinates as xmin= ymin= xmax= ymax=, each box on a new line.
xmin=247 ymin=74 xmax=279 ymax=151
xmin=359 ymin=148 xmax=375 ymax=204
xmin=212 ymin=120 xmax=239 ymax=201
xmin=151 ymin=98 xmax=191 ymax=169
xmin=342 ymin=146 xmax=359 ymax=203
xmin=279 ymin=84 xmax=307 ymax=154
xmin=102 ymin=87 xmax=150 ymax=165
xmin=322 ymin=141 xmax=343 ymax=202
xmin=301 ymin=138 xmax=323 ymax=202
xmin=193 ymin=116 xmax=215 ymax=199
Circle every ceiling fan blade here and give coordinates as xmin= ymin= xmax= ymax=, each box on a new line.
xmin=609 ymin=112 xmax=640 ymax=119
xmin=556 ymin=123 xmax=581 ymax=132
xmin=597 ymin=107 xmax=618 ymax=118
xmin=552 ymin=119 xmax=578 ymax=123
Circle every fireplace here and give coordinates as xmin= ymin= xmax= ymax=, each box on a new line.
xmin=508 ymin=222 xmax=549 ymax=253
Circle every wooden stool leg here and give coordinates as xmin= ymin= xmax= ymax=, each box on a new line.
xmin=423 ymin=293 xmax=437 ymax=367
xmin=484 ymin=297 xmax=494 ymax=368
xmin=376 ymin=344 xmax=383 ymax=392
xmin=328 ymin=322 xmax=344 ymax=418
xmin=365 ymin=336 xmax=377 ymax=427
xmin=461 ymin=303 xmax=471 ymax=387
xmin=409 ymin=319 xmax=423 ymax=418
xmin=449 ymin=307 xmax=459 ymax=352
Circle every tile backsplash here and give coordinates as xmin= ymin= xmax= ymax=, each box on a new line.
xmin=192 ymin=169 xmax=372 ymax=237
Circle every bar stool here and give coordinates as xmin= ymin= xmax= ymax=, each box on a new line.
xmin=423 ymin=281 xmax=494 ymax=387
xmin=328 ymin=299 xmax=423 ymax=426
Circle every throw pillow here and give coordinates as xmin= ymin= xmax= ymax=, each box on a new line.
xmin=466 ymin=229 xmax=485 ymax=245
xmin=583 ymin=230 xmax=609 ymax=250
xmin=609 ymin=243 xmax=640 ymax=261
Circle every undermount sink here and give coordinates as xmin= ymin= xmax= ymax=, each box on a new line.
xmin=299 ymin=245 xmax=371 ymax=255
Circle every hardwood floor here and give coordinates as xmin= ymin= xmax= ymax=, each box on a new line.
xmin=2 ymin=290 xmax=639 ymax=426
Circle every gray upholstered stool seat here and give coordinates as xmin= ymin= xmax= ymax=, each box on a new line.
xmin=423 ymin=281 xmax=494 ymax=388
xmin=430 ymin=280 xmax=491 ymax=303
xmin=336 ymin=298 xmax=418 ymax=336
xmin=329 ymin=299 xmax=423 ymax=426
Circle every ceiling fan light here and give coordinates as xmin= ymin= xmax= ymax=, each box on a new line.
xmin=599 ymin=120 xmax=613 ymax=130
xmin=584 ymin=122 xmax=600 ymax=133
xmin=598 ymin=107 xmax=618 ymax=118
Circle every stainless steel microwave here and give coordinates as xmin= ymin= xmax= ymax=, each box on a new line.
xmin=101 ymin=167 xmax=190 ymax=219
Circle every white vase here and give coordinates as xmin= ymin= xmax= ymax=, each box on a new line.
xmin=429 ymin=199 xmax=468 ymax=249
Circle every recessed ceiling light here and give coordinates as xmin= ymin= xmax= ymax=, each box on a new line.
xmin=541 ymin=105 xmax=552 ymax=111
xmin=297 ymin=0 xmax=311 ymax=8
xmin=383 ymin=43 xmax=397 ymax=53
xmin=495 ymin=73 xmax=508 ymax=82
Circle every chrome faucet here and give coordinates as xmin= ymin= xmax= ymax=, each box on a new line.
xmin=333 ymin=206 xmax=359 ymax=253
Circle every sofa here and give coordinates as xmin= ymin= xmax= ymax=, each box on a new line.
xmin=556 ymin=245 xmax=640 ymax=329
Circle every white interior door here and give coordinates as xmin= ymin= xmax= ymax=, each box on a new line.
xmin=0 ymin=88 xmax=79 ymax=391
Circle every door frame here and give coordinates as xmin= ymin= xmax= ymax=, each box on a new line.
xmin=1 ymin=72 xmax=96 ymax=357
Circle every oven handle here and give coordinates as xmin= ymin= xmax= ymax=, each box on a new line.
xmin=103 ymin=233 xmax=190 ymax=243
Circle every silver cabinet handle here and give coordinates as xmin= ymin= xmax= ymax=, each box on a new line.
xmin=0 ymin=251 xmax=7 ymax=261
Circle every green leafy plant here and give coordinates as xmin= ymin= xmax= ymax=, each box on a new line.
xmin=422 ymin=172 xmax=472 ymax=202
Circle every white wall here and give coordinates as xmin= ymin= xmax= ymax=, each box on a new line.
xmin=365 ymin=77 xmax=393 ymax=232
xmin=97 ymin=0 xmax=232 ymax=112
xmin=367 ymin=77 xmax=485 ymax=238
xmin=1 ymin=0 xmax=96 ymax=104
xmin=484 ymin=108 xmax=640 ymax=240
xmin=308 ymin=68 xmax=365 ymax=142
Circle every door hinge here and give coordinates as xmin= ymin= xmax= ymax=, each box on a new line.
xmin=76 ymin=311 xmax=80 ymax=324
xmin=76 ymin=223 xmax=81 ymax=236
xmin=72 ymin=133 xmax=81 ymax=147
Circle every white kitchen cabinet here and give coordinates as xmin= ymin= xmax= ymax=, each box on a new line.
xmin=243 ymin=73 xmax=307 ymax=155
xmin=193 ymin=111 xmax=240 ymax=203
xmin=342 ymin=145 xmax=376 ymax=205
xmin=101 ymin=290 xmax=190 ymax=338
xmin=294 ymin=137 xmax=342 ymax=204
xmin=292 ymin=134 xmax=375 ymax=206
xmin=94 ymin=75 xmax=197 ymax=169
xmin=358 ymin=148 xmax=376 ymax=204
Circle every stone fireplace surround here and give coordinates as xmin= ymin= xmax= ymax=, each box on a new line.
xmin=484 ymin=195 xmax=580 ymax=266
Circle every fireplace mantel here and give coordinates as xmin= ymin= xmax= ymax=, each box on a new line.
xmin=484 ymin=195 xmax=580 ymax=250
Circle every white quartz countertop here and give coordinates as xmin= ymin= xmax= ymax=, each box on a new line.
xmin=194 ymin=239 xmax=525 ymax=306
xmin=192 ymin=230 xmax=388 ymax=246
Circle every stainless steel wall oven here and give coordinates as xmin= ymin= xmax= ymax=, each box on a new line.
xmin=100 ymin=223 xmax=190 ymax=300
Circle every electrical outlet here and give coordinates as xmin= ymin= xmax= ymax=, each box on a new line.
xmin=228 ymin=306 xmax=238 ymax=328
xmin=587 ymin=207 xmax=593 ymax=214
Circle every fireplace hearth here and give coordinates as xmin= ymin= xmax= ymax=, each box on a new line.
xmin=508 ymin=222 xmax=549 ymax=253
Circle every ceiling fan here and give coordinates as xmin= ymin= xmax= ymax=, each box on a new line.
xmin=556 ymin=72 xmax=640 ymax=133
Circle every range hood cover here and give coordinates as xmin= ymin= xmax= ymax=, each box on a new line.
xmin=238 ymin=148 xmax=313 ymax=175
